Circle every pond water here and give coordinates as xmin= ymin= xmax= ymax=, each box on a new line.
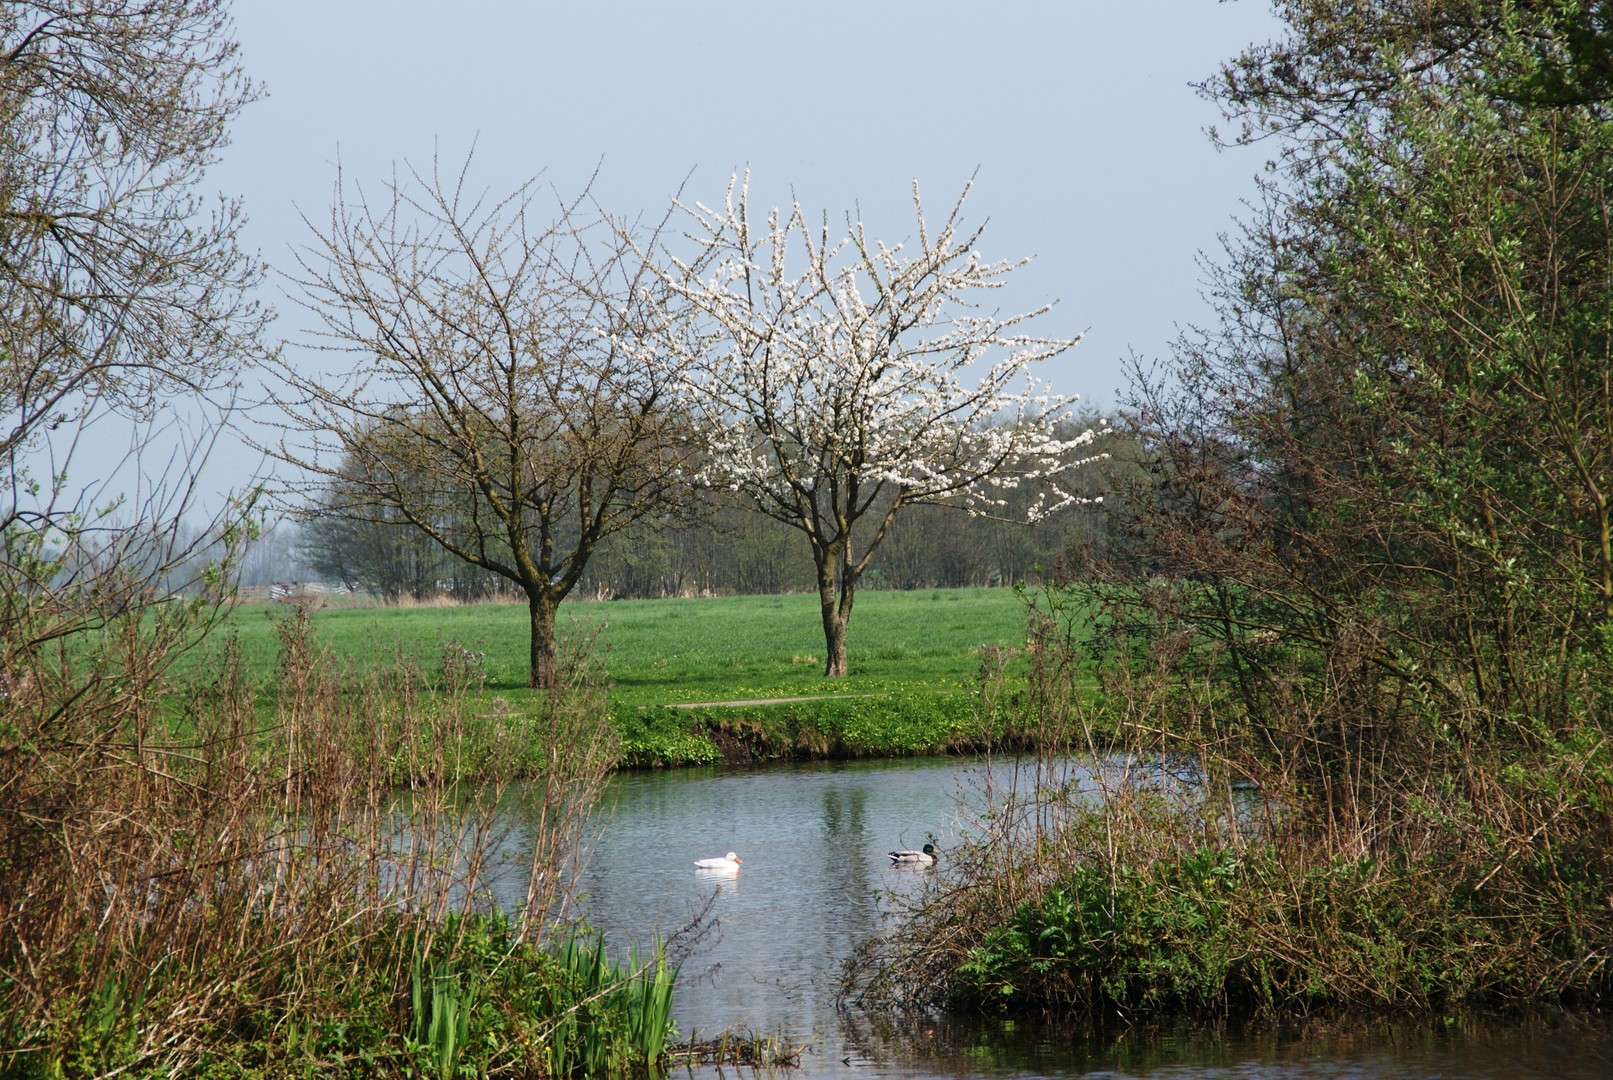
xmin=489 ymin=756 xmax=1613 ymax=1079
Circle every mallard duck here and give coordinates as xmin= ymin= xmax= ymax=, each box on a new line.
xmin=888 ymin=843 xmax=938 ymax=866
xmin=694 ymin=852 xmax=743 ymax=871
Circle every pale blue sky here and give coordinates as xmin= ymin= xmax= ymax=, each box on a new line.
xmin=211 ymin=0 xmax=1282 ymax=487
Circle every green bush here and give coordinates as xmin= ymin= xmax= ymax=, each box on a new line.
xmin=955 ymin=847 xmax=1245 ymax=1013
xmin=942 ymin=832 xmax=1613 ymax=1017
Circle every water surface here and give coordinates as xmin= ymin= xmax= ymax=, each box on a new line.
xmin=495 ymin=756 xmax=1612 ymax=1079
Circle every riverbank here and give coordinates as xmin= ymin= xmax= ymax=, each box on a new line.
xmin=616 ymin=682 xmax=1042 ymax=767
xmin=843 ymin=581 xmax=1613 ymax=1022
xmin=0 ymin=604 xmax=673 ymax=1077
xmin=209 ymin=588 xmax=1073 ymax=772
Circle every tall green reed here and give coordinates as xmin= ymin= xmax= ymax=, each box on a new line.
xmin=409 ymin=952 xmax=477 ymax=1080
xmin=539 ymin=932 xmax=677 ymax=1077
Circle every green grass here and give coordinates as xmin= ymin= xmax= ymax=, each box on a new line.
xmin=225 ymin=587 xmax=1027 ymax=706
xmin=219 ymin=588 xmax=1041 ymax=766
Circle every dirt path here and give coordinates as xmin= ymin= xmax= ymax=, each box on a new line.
xmin=669 ymin=693 xmax=876 ymax=709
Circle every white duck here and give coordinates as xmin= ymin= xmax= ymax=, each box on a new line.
xmin=694 ymin=851 xmax=743 ymax=872
xmin=888 ymin=843 xmax=938 ymax=866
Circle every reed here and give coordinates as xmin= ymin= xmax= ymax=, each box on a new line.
xmin=0 ymin=598 xmax=651 ymax=1076
xmin=537 ymin=933 xmax=678 ymax=1077
xmin=668 ymin=1029 xmax=807 ymax=1069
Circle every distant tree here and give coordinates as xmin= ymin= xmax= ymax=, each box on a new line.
xmin=651 ymin=175 xmax=1103 ymax=675
xmin=299 ymin=485 xmax=445 ymax=601
xmin=297 ymin=441 xmax=507 ymax=601
xmin=574 ymin=494 xmax=816 ymax=599
xmin=238 ymin=520 xmax=314 ymax=589
xmin=269 ymin=159 xmax=694 ymax=687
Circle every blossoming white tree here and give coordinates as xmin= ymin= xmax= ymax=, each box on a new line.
xmin=652 ymin=175 xmax=1104 ymax=676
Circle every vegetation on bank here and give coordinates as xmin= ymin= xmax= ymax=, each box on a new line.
xmin=850 ymin=1 xmax=1613 ymax=1022
xmin=617 ymin=688 xmax=988 ymax=767
xmin=0 ymin=601 xmax=681 ymax=1077
xmin=214 ymin=588 xmax=1049 ymax=768
xmin=847 ymin=582 xmax=1613 ymax=1019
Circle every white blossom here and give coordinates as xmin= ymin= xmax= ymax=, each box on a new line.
xmin=641 ymin=174 xmax=1107 ymax=673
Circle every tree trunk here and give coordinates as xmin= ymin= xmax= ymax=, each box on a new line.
xmin=817 ymin=556 xmax=856 ymax=678
xmin=528 ymin=591 xmax=559 ymax=689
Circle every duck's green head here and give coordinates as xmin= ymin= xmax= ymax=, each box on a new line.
xmin=922 ymin=843 xmax=937 ymax=856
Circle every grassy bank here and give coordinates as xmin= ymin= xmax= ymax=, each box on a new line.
xmin=1 ymin=603 xmax=679 ymax=1077
xmin=218 ymin=588 xmax=1048 ymax=767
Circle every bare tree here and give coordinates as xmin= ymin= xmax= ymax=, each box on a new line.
xmin=270 ymin=158 xmax=694 ymax=688
xmin=0 ymin=0 xmax=269 ymax=676
xmin=652 ymin=174 xmax=1103 ymax=676
xmin=0 ymin=1 xmax=266 ymax=468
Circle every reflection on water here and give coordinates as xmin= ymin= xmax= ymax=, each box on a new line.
xmin=485 ymin=756 xmax=1612 ymax=1079
xmin=841 ymin=1010 xmax=1613 ymax=1079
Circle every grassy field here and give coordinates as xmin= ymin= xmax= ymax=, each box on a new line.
xmin=221 ymin=587 xmax=1040 ymax=765
xmin=226 ymin=587 xmax=1027 ymax=703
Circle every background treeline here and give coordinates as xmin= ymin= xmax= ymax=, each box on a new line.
xmin=284 ymin=414 xmax=1143 ymax=601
